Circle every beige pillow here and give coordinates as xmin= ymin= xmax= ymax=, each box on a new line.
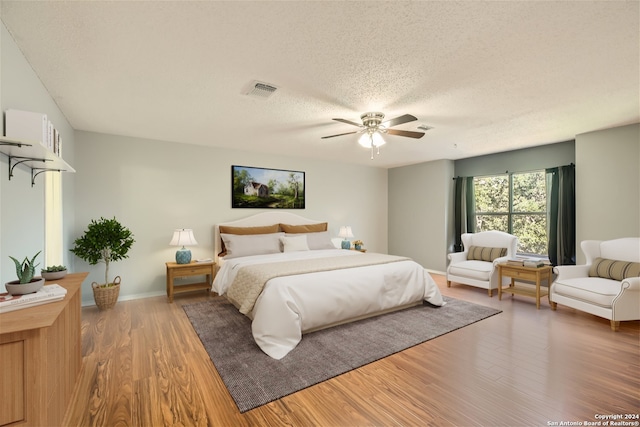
xmin=279 ymin=223 xmax=328 ymax=233
xmin=218 ymin=224 xmax=280 ymax=255
xmin=219 ymin=224 xmax=280 ymax=235
xmin=588 ymin=258 xmax=640 ymax=281
xmin=285 ymin=231 xmax=335 ymax=250
xmin=220 ymin=233 xmax=284 ymax=259
xmin=280 ymin=235 xmax=310 ymax=252
xmin=467 ymin=246 xmax=507 ymax=262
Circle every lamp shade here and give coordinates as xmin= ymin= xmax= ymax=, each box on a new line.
xmin=169 ymin=229 xmax=198 ymax=247
xmin=338 ymin=226 xmax=354 ymax=239
xmin=170 ymin=229 xmax=198 ymax=264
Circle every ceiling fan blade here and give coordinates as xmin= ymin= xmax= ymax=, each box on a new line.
xmin=321 ymin=131 xmax=360 ymax=139
xmin=382 ymin=114 xmax=418 ymax=128
xmin=386 ymin=129 xmax=425 ymax=139
xmin=332 ymin=118 xmax=364 ymax=127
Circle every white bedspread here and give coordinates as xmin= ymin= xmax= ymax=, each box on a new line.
xmin=213 ymin=249 xmax=445 ymax=359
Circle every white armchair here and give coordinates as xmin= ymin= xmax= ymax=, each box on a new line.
xmin=447 ymin=231 xmax=519 ymax=296
xmin=550 ymin=238 xmax=640 ymax=331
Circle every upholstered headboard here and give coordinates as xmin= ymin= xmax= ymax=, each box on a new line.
xmin=214 ymin=212 xmax=327 ymax=261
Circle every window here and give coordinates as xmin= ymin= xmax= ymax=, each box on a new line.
xmin=473 ymin=171 xmax=547 ymax=256
xmin=45 ymin=172 xmax=63 ymax=266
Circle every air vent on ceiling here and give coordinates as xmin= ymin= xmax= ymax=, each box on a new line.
xmin=417 ymin=124 xmax=433 ymax=131
xmin=244 ymin=81 xmax=278 ymax=99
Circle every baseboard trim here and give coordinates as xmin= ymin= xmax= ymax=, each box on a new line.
xmin=81 ymin=290 xmax=167 ymax=307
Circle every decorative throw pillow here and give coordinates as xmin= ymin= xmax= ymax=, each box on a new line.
xmin=286 ymin=231 xmax=335 ymax=250
xmin=588 ymin=257 xmax=640 ymax=281
xmin=220 ymin=232 xmax=284 ymax=259
xmin=218 ymin=224 xmax=280 ymax=255
xmin=467 ymin=246 xmax=507 ymax=262
xmin=280 ymin=235 xmax=310 ymax=252
xmin=279 ymin=223 xmax=328 ymax=233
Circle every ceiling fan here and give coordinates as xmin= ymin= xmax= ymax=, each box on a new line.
xmin=321 ymin=112 xmax=425 ymax=159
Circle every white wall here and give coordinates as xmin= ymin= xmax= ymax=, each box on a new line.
xmin=0 ymin=23 xmax=76 ymax=288
xmin=454 ymin=141 xmax=575 ymax=177
xmin=575 ymin=123 xmax=640 ymax=263
xmin=74 ymin=131 xmax=388 ymax=305
xmin=388 ymin=159 xmax=454 ymax=273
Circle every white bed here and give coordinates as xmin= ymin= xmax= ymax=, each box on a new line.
xmin=212 ymin=212 xmax=445 ymax=359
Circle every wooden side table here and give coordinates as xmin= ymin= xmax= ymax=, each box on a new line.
xmin=497 ymin=263 xmax=553 ymax=309
xmin=165 ymin=261 xmax=215 ymax=303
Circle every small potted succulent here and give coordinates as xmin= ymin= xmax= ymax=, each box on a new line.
xmin=41 ymin=265 xmax=68 ymax=281
xmin=6 ymin=251 xmax=44 ymax=295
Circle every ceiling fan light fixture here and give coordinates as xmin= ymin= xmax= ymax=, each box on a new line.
xmin=358 ymin=131 xmax=386 ymax=148
xmin=321 ymin=111 xmax=421 ymax=159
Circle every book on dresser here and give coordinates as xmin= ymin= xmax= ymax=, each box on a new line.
xmin=0 ymin=283 xmax=67 ymax=313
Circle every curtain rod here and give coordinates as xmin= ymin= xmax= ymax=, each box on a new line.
xmin=452 ymin=163 xmax=574 ymax=180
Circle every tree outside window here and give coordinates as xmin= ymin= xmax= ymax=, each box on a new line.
xmin=474 ymin=171 xmax=547 ymax=255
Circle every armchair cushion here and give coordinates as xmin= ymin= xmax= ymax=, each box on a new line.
xmin=588 ymin=258 xmax=640 ymax=281
xmin=467 ymin=246 xmax=507 ymax=262
xmin=448 ymin=261 xmax=493 ymax=281
xmin=553 ymin=277 xmax=622 ymax=308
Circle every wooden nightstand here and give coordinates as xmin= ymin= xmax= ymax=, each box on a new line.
xmin=165 ymin=261 xmax=216 ymax=303
xmin=350 ymin=248 xmax=367 ymax=253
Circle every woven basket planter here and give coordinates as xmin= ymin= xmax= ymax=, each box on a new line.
xmin=92 ymin=276 xmax=121 ymax=310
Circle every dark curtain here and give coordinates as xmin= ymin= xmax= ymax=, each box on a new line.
xmin=453 ymin=176 xmax=475 ymax=252
xmin=546 ymin=164 xmax=576 ymax=266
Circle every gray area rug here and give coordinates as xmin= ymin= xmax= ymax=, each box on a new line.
xmin=183 ymin=296 xmax=501 ymax=413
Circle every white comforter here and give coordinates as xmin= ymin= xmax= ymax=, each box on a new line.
xmin=213 ymin=249 xmax=445 ymax=359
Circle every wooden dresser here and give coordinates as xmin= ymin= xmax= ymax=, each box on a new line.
xmin=0 ymin=272 xmax=86 ymax=426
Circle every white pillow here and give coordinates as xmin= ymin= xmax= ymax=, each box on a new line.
xmin=280 ymin=235 xmax=310 ymax=252
xmin=286 ymin=231 xmax=335 ymax=250
xmin=220 ymin=232 xmax=284 ymax=259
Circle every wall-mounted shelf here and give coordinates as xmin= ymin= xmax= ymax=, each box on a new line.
xmin=0 ymin=136 xmax=75 ymax=186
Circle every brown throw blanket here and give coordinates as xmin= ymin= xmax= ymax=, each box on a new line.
xmin=226 ymin=253 xmax=410 ymax=315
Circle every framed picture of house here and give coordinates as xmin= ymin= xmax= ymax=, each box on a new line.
xmin=231 ymin=165 xmax=305 ymax=209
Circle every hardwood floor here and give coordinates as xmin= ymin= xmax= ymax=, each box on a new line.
xmin=63 ymin=274 xmax=640 ymax=427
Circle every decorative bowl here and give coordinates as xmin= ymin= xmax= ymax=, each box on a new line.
xmin=5 ymin=277 xmax=45 ymax=295
xmin=42 ymin=270 xmax=68 ymax=281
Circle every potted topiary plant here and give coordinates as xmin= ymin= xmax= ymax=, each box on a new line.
xmin=41 ymin=265 xmax=68 ymax=281
xmin=6 ymin=251 xmax=44 ymax=295
xmin=70 ymin=217 xmax=135 ymax=310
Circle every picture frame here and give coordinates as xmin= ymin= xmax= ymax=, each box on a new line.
xmin=232 ymin=165 xmax=305 ymax=209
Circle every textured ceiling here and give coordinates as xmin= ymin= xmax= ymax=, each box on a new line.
xmin=1 ymin=1 xmax=638 ymax=168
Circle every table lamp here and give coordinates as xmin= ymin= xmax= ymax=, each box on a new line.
xmin=170 ymin=228 xmax=198 ymax=264
xmin=338 ymin=226 xmax=354 ymax=249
